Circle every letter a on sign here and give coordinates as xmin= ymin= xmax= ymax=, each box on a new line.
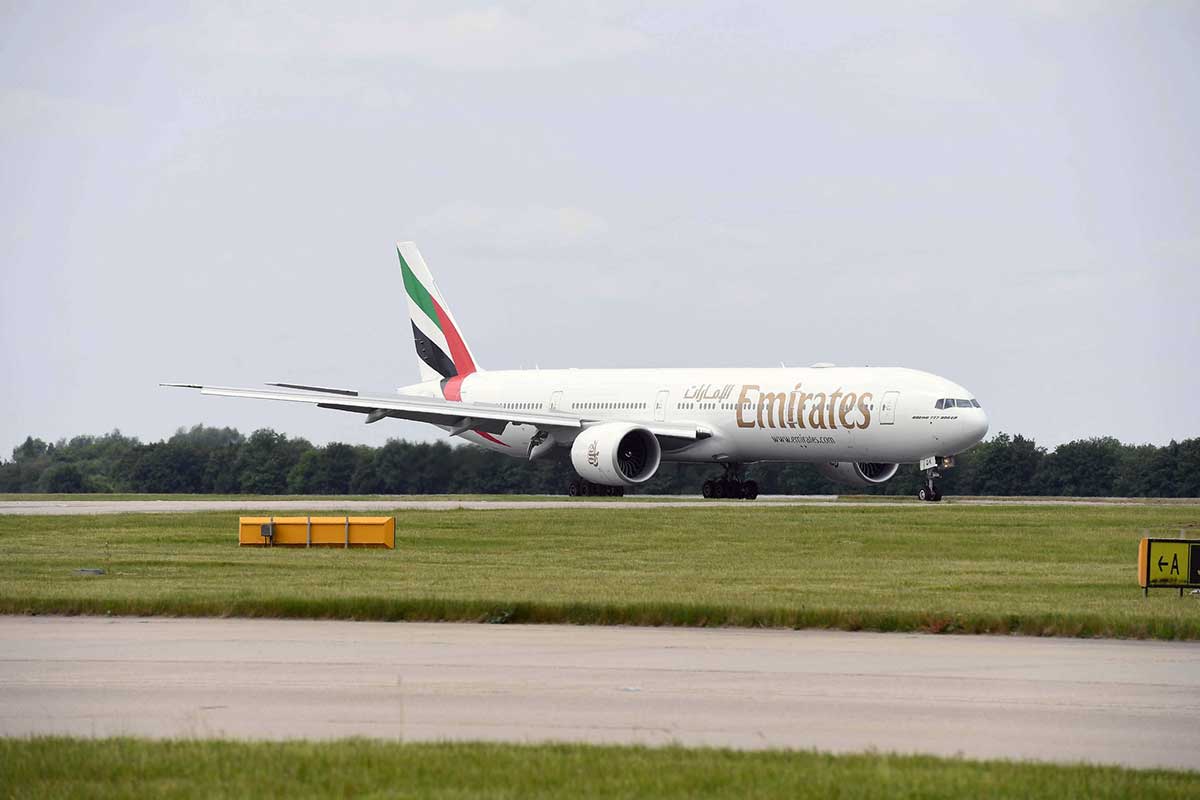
xmin=1146 ymin=542 xmax=1191 ymax=587
xmin=1139 ymin=539 xmax=1200 ymax=590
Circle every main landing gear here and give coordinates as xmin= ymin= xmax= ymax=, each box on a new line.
xmin=568 ymin=479 xmax=625 ymax=497
xmin=702 ymin=464 xmax=759 ymax=500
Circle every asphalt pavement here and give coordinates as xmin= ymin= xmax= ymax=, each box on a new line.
xmin=2 ymin=616 xmax=1197 ymax=769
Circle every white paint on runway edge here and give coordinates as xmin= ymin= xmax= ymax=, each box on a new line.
xmin=2 ymin=616 xmax=1198 ymax=770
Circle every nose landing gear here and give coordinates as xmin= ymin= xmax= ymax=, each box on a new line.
xmin=917 ymin=455 xmax=952 ymax=502
xmin=701 ymin=463 xmax=759 ymax=500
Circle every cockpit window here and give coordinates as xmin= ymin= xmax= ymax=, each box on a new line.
xmin=937 ymin=398 xmax=982 ymax=410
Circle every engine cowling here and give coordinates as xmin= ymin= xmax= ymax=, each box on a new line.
xmin=815 ymin=461 xmax=900 ymax=488
xmin=570 ymin=423 xmax=662 ymax=486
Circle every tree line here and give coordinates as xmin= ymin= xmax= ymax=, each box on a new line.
xmin=1 ymin=426 xmax=1197 ymax=497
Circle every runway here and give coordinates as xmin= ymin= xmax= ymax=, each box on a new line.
xmin=2 ymin=617 xmax=1197 ymax=769
xmin=0 ymin=496 xmax=1188 ymax=515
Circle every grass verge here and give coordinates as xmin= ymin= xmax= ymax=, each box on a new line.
xmin=2 ymin=738 xmax=1197 ymax=799
xmin=2 ymin=505 xmax=1199 ymax=638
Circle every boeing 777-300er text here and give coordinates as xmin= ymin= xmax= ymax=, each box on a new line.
xmin=166 ymin=242 xmax=989 ymax=500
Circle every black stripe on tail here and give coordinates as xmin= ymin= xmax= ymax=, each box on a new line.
xmin=412 ymin=322 xmax=458 ymax=379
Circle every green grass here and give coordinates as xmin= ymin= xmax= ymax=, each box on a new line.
xmin=2 ymin=505 xmax=1198 ymax=638
xmin=2 ymin=738 xmax=1196 ymax=799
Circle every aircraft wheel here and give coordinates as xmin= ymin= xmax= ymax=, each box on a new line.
xmin=712 ymin=481 xmax=726 ymax=499
xmin=568 ymin=480 xmax=581 ymax=497
xmin=743 ymin=480 xmax=759 ymax=500
xmin=931 ymin=489 xmax=943 ymax=502
xmin=918 ymin=487 xmax=930 ymax=502
xmin=702 ymin=480 xmax=715 ymax=498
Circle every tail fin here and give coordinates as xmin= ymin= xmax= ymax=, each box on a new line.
xmin=396 ymin=242 xmax=481 ymax=385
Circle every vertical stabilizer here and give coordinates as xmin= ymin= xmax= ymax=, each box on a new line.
xmin=396 ymin=242 xmax=480 ymax=385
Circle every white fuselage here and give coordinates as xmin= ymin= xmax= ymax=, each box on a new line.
xmin=408 ymin=366 xmax=988 ymax=465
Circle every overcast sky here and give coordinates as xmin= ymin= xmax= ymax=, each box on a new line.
xmin=2 ymin=2 xmax=1198 ymax=456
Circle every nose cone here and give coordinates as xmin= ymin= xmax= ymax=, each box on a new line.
xmin=945 ymin=408 xmax=988 ymax=454
xmin=967 ymin=406 xmax=989 ymax=445
xmin=936 ymin=379 xmax=989 ymax=453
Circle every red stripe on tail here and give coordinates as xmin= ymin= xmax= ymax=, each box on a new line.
xmin=432 ymin=298 xmax=476 ymax=378
xmin=441 ymin=375 xmax=465 ymax=402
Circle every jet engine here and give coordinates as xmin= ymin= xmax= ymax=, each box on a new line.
xmin=815 ymin=461 xmax=900 ymax=488
xmin=570 ymin=423 xmax=662 ymax=486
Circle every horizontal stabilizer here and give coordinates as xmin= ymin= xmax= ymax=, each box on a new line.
xmin=266 ymin=382 xmax=359 ymax=397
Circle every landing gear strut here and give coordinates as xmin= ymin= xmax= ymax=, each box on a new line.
xmin=702 ymin=463 xmax=759 ymax=500
xmin=917 ymin=456 xmax=947 ymax=502
xmin=568 ymin=478 xmax=624 ymax=497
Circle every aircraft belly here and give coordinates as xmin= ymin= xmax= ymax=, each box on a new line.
xmin=736 ymin=426 xmax=855 ymax=462
xmin=662 ymin=423 xmax=855 ymax=464
xmin=850 ymin=423 xmax=930 ymax=463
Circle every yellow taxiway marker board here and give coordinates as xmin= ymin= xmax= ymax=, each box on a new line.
xmin=239 ymin=516 xmax=395 ymax=549
xmin=1138 ymin=538 xmax=1199 ymax=589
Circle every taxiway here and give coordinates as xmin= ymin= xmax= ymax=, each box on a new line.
xmin=2 ymin=616 xmax=1197 ymax=769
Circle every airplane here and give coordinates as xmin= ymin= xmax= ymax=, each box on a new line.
xmin=165 ymin=242 xmax=989 ymax=501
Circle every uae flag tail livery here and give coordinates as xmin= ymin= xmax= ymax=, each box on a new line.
xmin=397 ymin=242 xmax=479 ymax=401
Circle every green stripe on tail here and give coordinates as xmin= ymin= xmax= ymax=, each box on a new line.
xmin=398 ymin=248 xmax=441 ymax=331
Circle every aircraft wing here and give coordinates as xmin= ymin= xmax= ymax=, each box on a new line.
xmin=161 ymin=383 xmax=709 ymax=442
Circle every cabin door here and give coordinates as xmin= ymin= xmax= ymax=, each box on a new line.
xmin=654 ymin=390 xmax=669 ymax=422
xmin=879 ymin=391 xmax=899 ymax=425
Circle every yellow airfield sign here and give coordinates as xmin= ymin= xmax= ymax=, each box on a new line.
xmin=1138 ymin=538 xmax=1200 ymax=594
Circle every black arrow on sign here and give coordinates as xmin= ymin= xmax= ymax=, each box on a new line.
xmin=1158 ymin=556 xmax=1168 ymax=571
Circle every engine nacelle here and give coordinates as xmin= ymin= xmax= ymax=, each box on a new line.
xmin=815 ymin=461 xmax=900 ymax=488
xmin=570 ymin=423 xmax=662 ymax=486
